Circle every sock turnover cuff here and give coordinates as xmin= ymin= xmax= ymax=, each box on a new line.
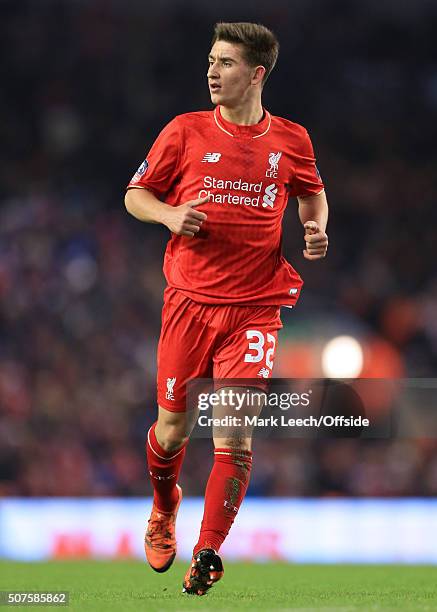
xmin=214 ymin=447 xmax=253 ymax=462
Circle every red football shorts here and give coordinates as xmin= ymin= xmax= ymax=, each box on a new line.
xmin=157 ymin=287 xmax=283 ymax=412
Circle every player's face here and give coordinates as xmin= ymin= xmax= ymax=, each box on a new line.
xmin=207 ymin=41 xmax=258 ymax=107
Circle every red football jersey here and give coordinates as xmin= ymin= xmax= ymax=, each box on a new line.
xmin=127 ymin=106 xmax=324 ymax=306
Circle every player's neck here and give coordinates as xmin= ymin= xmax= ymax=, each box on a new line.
xmin=219 ymin=100 xmax=264 ymax=126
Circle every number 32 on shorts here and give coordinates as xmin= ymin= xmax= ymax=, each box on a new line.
xmin=244 ymin=330 xmax=276 ymax=369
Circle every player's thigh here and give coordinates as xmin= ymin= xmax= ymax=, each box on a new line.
xmin=157 ymin=289 xmax=215 ymax=413
xmin=213 ymin=306 xmax=282 ymax=380
xmin=211 ymin=307 xmax=281 ymax=449
xmin=212 ymin=385 xmax=267 ymax=451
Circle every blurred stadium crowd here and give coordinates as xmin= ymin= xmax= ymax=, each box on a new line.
xmin=1 ymin=0 xmax=437 ymax=497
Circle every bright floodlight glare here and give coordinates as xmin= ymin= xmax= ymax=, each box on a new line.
xmin=321 ymin=335 xmax=364 ymax=378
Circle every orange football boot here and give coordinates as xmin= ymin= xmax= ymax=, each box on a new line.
xmin=182 ymin=548 xmax=224 ymax=595
xmin=144 ymin=484 xmax=182 ymax=572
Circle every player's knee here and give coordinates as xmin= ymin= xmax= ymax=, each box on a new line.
xmin=214 ymin=435 xmax=251 ymax=452
xmin=156 ymin=410 xmax=188 ymax=451
xmin=159 ymin=427 xmax=189 ymax=452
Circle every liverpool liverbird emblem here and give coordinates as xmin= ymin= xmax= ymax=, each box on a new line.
xmin=266 ymin=151 xmax=282 ymax=177
xmin=166 ymin=377 xmax=176 ymax=400
xmin=269 ymin=152 xmax=282 ymax=171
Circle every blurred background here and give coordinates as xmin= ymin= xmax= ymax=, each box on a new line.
xmin=1 ymin=0 xmax=437 ymax=560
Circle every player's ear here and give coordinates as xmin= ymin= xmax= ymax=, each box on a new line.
xmin=252 ymin=65 xmax=266 ymax=86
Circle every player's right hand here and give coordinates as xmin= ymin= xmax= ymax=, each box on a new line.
xmin=163 ymin=196 xmax=209 ymax=237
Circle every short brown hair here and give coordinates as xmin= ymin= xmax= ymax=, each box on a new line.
xmin=212 ymin=22 xmax=279 ymax=84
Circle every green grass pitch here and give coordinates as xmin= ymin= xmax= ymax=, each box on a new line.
xmin=1 ymin=561 xmax=436 ymax=611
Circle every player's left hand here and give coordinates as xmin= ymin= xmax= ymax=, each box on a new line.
xmin=303 ymin=221 xmax=328 ymax=260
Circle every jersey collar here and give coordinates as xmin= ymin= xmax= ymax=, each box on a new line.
xmin=213 ymin=105 xmax=271 ymax=139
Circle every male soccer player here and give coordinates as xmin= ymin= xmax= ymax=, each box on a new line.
xmin=125 ymin=22 xmax=328 ymax=595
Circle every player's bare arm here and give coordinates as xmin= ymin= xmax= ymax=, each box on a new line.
xmin=125 ymin=187 xmax=209 ymax=237
xmin=297 ymin=190 xmax=329 ymax=260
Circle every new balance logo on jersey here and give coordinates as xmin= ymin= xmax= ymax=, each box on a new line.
xmin=266 ymin=152 xmax=282 ymax=177
xmin=202 ymin=152 xmax=222 ymax=163
xmin=166 ymin=377 xmax=176 ymax=400
xmin=257 ymin=367 xmax=270 ymax=378
xmin=262 ymin=184 xmax=278 ymax=208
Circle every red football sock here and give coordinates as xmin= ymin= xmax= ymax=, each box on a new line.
xmin=193 ymin=447 xmax=253 ymax=555
xmin=146 ymin=422 xmax=186 ymax=512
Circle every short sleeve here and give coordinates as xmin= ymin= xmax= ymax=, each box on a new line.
xmin=127 ymin=117 xmax=182 ymax=198
xmin=289 ymin=129 xmax=324 ymax=198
